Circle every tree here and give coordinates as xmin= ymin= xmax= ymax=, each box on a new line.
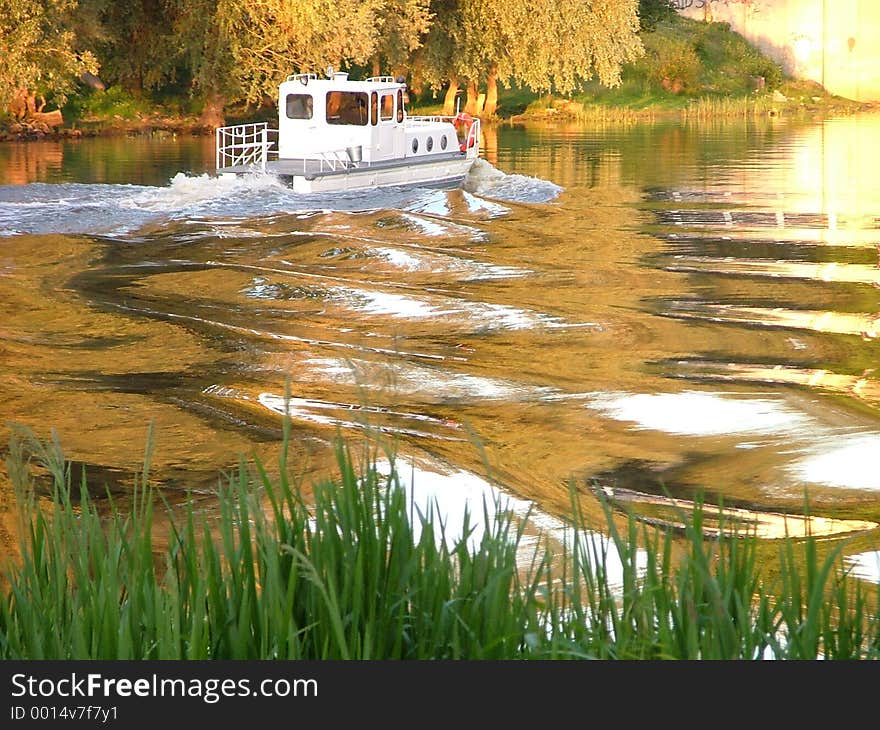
xmin=216 ymin=0 xmax=386 ymax=107
xmin=506 ymin=0 xmax=644 ymax=94
xmin=92 ymin=0 xmax=419 ymax=127
xmin=415 ymin=0 xmax=460 ymax=113
xmin=162 ymin=0 xmax=240 ymax=126
xmin=453 ymin=0 xmax=508 ymax=114
xmin=92 ymin=0 xmax=178 ymax=94
xmin=372 ymin=0 xmax=433 ymax=79
xmin=420 ymin=0 xmax=643 ymax=117
xmin=0 ymin=0 xmax=99 ymax=114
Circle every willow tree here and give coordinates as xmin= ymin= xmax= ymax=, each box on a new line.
xmin=506 ymin=0 xmax=644 ymax=94
xmin=416 ymin=0 xmax=460 ymax=113
xmin=155 ymin=0 xmax=240 ymax=127
xmin=453 ymin=0 xmax=508 ymax=115
xmin=372 ymin=0 xmax=433 ymax=81
xmin=92 ymin=0 xmax=179 ymax=94
xmin=118 ymin=0 xmax=420 ymax=127
xmin=411 ymin=0 xmax=509 ymax=115
xmin=217 ymin=0 xmax=388 ymax=107
xmin=0 ymin=0 xmax=99 ymax=116
xmin=421 ymin=0 xmax=643 ymax=116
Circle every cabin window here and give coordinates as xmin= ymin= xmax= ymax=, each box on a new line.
xmin=440 ymin=135 xmax=448 ymax=150
xmin=380 ymin=94 xmax=394 ymax=121
xmin=286 ymin=94 xmax=313 ymax=119
xmin=412 ymin=138 xmax=419 ymax=153
xmin=325 ymin=91 xmax=369 ymax=125
xmin=426 ymin=136 xmax=434 ymax=152
xmin=396 ymin=89 xmax=404 ymax=123
xmin=370 ymin=92 xmax=378 ymax=125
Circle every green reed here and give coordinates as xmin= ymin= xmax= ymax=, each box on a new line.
xmin=682 ymin=95 xmax=775 ymax=120
xmin=1 ymin=426 xmax=879 ymax=660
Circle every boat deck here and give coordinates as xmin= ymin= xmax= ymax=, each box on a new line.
xmin=220 ymin=151 xmax=465 ymax=180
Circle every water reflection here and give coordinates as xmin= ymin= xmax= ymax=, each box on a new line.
xmin=2 ymin=112 xmax=880 ymax=564
xmin=846 ymin=550 xmax=880 ymax=584
xmin=587 ymin=390 xmax=812 ymax=437
xmin=380 ymin=457 xmax=647 ymax=585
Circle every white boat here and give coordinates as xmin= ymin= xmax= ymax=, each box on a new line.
xmin=215 ymin=70 xmax=481 ymax=193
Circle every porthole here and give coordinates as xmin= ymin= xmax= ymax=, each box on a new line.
xmin=440 ymin=135 xmax=447 ymax=151
xmin=412 ymin=138 xmax=419 ymax=153
xmin=426 ymin=136 xmax=434 ymax=152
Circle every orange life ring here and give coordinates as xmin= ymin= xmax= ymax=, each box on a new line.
xmin=454 ymin=113 xmax=476 ymax=152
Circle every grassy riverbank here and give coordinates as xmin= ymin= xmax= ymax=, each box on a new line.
xmin=2 ymin=425 xmax=878 ymax=660
xmin=414 ymin=18 xmax=870 ymax=123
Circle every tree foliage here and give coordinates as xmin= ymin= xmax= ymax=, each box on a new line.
xmin=2 ymin=0 xmax=646 ymax=120
xmin=508 ymin=0 xmax=644 ymax=94
xmin=416 ymin=0 xmax=459 ymax=90
xmin=425 ymin=0 xmax=643 ymax=97
xmin=91 ymin=0 xmax=176 ymax=93
xmin=375 ymin=0 xmax=433 ymax=75
xmin=214 ymin=0 xmax=390 ymax=105
xmin=0 ymin=0 xmax=99 ymax=109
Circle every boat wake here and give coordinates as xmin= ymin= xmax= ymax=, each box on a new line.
xmin=0 ymin=173 xmax=308 ymax=236
xmin=0 ymin=159 xmax=561 ymax=237
xmin=464 ymin=158 xmax=563 ymax=203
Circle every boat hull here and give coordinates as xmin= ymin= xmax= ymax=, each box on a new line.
xmin=283 ymin=155 xmax=474 ymax=193
xmin=220 ymin=153 xmax=475 ymax=193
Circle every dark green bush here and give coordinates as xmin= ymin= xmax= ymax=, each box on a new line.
xmin=638 ymin=0 xmax=677 ymax=32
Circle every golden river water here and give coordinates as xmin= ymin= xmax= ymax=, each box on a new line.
xmin=2 ymin=114 xmax=880 ymax=579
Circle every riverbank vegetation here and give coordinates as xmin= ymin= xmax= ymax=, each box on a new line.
xmin=2 ymin=426 xmax=879 ymax=660
xmin=1 ymin=1 xmax=865 ymax=143
xmin=503 ymin=16 xmax=865 ymax=122
xmin=0 ymin=0 xmax=641 ymax=138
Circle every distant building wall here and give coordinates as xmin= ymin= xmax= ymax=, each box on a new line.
xmin=676 ymin=0 xmax=880 ymax=101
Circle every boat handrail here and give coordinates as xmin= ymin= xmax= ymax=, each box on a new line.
xmin=463 ymin=116 xmax=481 ymax=159
xmin=407 ymin=114 xmax=458 ymax=124
xmin=366 ymin=76 xmax=397 ymax=83
xmin=309 ymin=147 xmax=368 ymax=173
xmin=216 ymin=122 xmax=278 ymax=172
xmin=287 ymin=73 xmax=317 ymax=83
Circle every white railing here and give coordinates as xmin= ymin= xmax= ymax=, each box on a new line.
xmin=216 ymin=123 xmax=278 ymax=172
xmin=407 ymin=115 xmax=455 ymax=123
xmin=311 ymin=146 xmax=365 ymax=173
xmin=463 ymin=117 xmax=481 ymax=159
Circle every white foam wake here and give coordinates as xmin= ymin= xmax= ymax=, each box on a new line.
xmin=0 ymin=161 xmax=561 ymax=238
xmin=125 ymin=171 xmax=287 ymax=211
xmin=464 ymin=158 xmax=563 ymax=203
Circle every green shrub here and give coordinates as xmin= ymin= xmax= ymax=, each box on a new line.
xmin=62 ymin=85 xmax=155 ymax=123
xmin=638 ymin=34 xmax=703 ymax=94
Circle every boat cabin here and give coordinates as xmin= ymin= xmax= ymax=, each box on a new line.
xmin=278 ymin=72 xmax=457 ymax=164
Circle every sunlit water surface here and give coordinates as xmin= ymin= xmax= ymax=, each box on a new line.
xmin=2 ymin=116 xmax=880 ymax=574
